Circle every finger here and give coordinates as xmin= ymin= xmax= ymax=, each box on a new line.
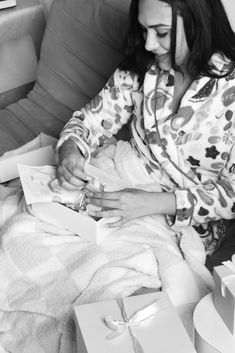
xmin=90 ymin=191 xmax=121 ymax=200
xmin=64 ymin=158 xmax=88 ymax=180
xmin=106 ymin=217 xmax=128 ymax=228
xmin=88 ymin=209 xmax=122 ymax=219
xmin=58 ymin=166 xmax=86 ymax=188
xmin=58 ymin=175 xmax=84 ymax=191
xmin=49 ymin=178 xmax=63 ymax=193
xmin=67 ymin=164 xmax=89 ymax=182
xmin=64 ymin=164 xmax=88 ymax=183
xmin=89 ymin=197 xmax=120 ymax=209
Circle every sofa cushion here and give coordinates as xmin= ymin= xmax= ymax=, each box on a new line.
xmin=0 ymin=0 xmax=130 ymax=154
xmin=33 ymin=0 xmax=130 ymax=113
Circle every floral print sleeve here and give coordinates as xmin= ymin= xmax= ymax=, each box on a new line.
xmin=173 ymin=119 xmax=235 ymax=228
xmin=57 ymin=68 xmax=138 ymax=159
xmin=140 ymin=55 xmax=235 ymax=234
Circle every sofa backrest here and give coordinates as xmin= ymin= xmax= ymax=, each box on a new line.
xmin=1 ymin=0 xmax=131 ymax=153
xmin=31 ymin=0 xmax=131 ymax=122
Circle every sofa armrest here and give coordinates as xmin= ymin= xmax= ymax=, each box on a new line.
xmin=0 ymin=0 xmax=46 ymax=108
xmin=0 ymin=0 xmax=46 ymax=56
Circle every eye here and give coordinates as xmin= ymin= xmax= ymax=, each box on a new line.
xmin=156 ymin=31 xmax=168 ymax=38
xmin=140 ymin=26 xmax=147 ymax=39
xmin=139 ymin=25 xmax=147 ymax=33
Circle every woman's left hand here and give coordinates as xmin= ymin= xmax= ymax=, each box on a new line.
xmin=88 ymin=188 xmax=162 ymax=227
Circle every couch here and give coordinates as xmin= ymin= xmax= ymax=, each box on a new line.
xmin=0 ymin=0 xmax=234 ymax=270
xmin=0 ymin=0 xmax=130 ymax=154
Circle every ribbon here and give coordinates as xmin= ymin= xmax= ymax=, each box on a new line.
xmin=104 ymin=296 xmax=168 ymax=353
xmin=221 ymin=261 xmax=235 ymax=297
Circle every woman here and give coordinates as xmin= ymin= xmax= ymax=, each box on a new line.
xmin=53 ymin=0 xmax=235 ymax=256
xmin=0 ymin=1 xmax=234 ymax=351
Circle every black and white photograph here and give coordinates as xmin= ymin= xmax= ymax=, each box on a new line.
xmin=0 ymin=0 xmax=235 ymax=352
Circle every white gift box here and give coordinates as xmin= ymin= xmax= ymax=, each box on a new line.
xmin=194 ymin=293 xmax=235 ymax=353
xmin=31 ymin=202 xmax=112 ymax=243
xmin=213 ymin=262 xmax=235 ymax=335
xmin=73 ymin=292 xmax=196 ymax=353
xmin=0 ymin=133 xmax=57 ymax=182
xmin=18 ymin=162 xmax=114 ymax=243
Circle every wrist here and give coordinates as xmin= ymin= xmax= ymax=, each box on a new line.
xmin=57 ymin=138 xmax=83 ymax=162
xmin=151 ymin=192 xmax=176 ymax=216
xmin=63 ymin=137 xmax=83 ymax=153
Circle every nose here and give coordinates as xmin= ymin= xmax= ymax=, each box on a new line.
xmin=144 ymin=31 xmax=159 ymax=52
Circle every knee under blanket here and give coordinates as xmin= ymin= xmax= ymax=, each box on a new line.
xmin=0 ymin=141 xmax=214 ymax=353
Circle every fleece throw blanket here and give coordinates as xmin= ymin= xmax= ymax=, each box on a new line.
xmin=0 ymin=141 xmax=214 ymax=353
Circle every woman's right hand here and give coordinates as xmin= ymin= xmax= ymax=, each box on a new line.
xmin=50 ymin=139 xmax=89 ymax=191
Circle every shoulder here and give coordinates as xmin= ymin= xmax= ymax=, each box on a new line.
xmin=213 ymin=54 xmax=235 ymax=106
xmin=210 ymin=52 xmax=235 ymax=79
xmin=194 ymin=53 xmax=235 ymax=102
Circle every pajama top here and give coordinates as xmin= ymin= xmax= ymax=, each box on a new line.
xmin=57 ymin=53 xmax=235 ymax=255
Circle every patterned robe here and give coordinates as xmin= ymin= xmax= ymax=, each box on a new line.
xmin=57 ymin=53 xmax=235 ymax=255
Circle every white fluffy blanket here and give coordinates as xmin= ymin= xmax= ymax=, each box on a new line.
xmin=0 ymin=141 xmax=214 ymax=353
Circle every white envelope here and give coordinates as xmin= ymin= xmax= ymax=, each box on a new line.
xmin=18 ymin=164 xmax=82 ymax=205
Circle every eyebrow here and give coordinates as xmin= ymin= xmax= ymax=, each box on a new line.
xmin=139 ymin=22 xmax=170 ymax=30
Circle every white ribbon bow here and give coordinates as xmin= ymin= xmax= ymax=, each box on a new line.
xmin=104 ymin=297 xmax=168 ymax=353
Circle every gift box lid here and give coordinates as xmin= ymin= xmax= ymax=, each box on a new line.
xmin=213 ymin=265 xmax=235 ymax=334
xmin=74 ymin=292 xmax=196 ymax=353
xmin=214 ymin=265 xmax=235 ymax=302
xmin=194 ymin=293 xmax=235 ymax=353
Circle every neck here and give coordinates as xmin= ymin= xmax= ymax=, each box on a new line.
xmin=172 ymin=71 xmax=193 ymax=114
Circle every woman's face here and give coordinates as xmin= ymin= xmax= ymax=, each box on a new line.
xmin=138 ymin=0 xmax=189 ymax=71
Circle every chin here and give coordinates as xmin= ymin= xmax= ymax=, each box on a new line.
xmin=158 ymin=62 xmax=171 ymax=71
xmin=156 ymin=55 xmax=171 ymax=71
